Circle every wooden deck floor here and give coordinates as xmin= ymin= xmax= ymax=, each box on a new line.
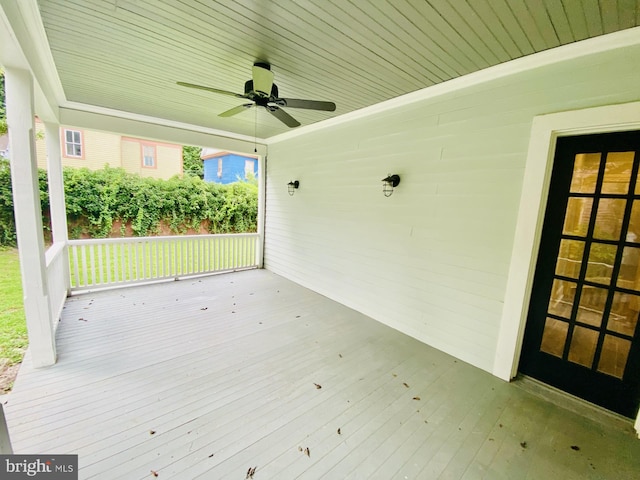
xmin=4 ymin=269 xmax=640 ymax=479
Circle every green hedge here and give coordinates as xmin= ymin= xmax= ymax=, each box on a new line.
xmin=0 ymin=161 xmax=258 ymax=245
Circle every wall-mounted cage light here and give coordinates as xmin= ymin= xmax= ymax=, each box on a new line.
xmin=288 ymin=180 xmax=300 ymax=196
xmin=382 ymin=174 xmax=400 ymax=197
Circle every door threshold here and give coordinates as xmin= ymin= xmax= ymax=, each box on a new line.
xmin=514 ymin=374 xmax=636 ymax=434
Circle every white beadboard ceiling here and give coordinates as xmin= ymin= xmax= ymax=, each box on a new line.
xmin=35 ymin=0 xmax=640 ymax=140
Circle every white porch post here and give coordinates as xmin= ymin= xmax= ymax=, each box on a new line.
xmin=44 ymin=120 xmax=70 ymax=292
xmin=0 ymin=404 xmax=13 ymax=454
xmin=5 ymin=67 xmax=56 ymax=367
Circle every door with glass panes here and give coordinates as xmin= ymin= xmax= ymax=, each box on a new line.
xmin=519 ymin=131 xmax=640 ymax=418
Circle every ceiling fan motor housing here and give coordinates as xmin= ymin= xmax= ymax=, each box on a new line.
xmin=244 ymin=80 xmax=278 ymax=104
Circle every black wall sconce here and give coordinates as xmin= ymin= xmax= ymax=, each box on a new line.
xmin=382 ymin=174 xmax=400 ymax=197
xmin=288 ymin=180 xmax=300 ymax=196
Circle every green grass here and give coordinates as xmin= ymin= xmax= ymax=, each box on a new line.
xmin=0 ymin=247 xmax=27 ymax=366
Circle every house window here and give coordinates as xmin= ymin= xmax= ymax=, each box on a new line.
xmin=142 ymin=145 xmax=156 ymax=168
xmin=64 ymin=129 xmax=83 ymax=157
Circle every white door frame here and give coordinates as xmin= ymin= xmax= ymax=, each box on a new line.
xmin=492 ymin=101 xmax=640 ymax=436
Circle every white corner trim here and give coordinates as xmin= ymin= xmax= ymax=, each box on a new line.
xmin=267 ymin=26 xmax=640 ymax=145
xmin=491 ymin=101 xmax=640 ymax=434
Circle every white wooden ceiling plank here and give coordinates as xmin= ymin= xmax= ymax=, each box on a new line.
xmin=394 ymin=1 xmax=485 ymax=73
xmin=482 ymin=0 xmax=535 ymax=55
xmin=467 ymin=0 xmax=524 ymax=58
xmin=560 ymin=0 xmax=590 ymax=40
xmin=541 ymin=0 xmax=575 ymax=43
xmin=525 ymin=0 xmax=561 ymax=47
xmin=243 ymin=0 xmax=435 ymax=93
xmin=41 ymin=1 xmax=251 ymax=90
xmin=427 ymin=0 xmax=501 ymax=64
xmin=582 ymin=0 xmax=605 ymax=36
xmin=362 ymin=1 xmax=461 ymax=79
xmin=600 ymin=0 xmax=621 ymax=33
xmin=449 ymin=1 xmax=512 ymax=62
xmin=504 ymin=0 xmax=549 ymax=51
xmin=312 ymin=0 xmax=441 ymax=88
xmin=115 ymin=0 xmax=374 ymax=110
xmin=202 ymin=0 xmax=408 ymax=99
xmin=617 ymin=0 xmax=637 ymax=29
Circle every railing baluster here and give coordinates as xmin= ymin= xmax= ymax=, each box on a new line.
xmin=97 ymin=243 xmax=104 ymax=285
xmin=80 ymin=244 xmax=88 ymax=287
xmin=72 ymin=245 xmax=80 ymax=288
xmin=127 ymin=242 xmax=133 ymax=281
xmin=106 ymin=243 xmax=111 ymax=284
xmin=141 ymin=241 xmax=147 ymax=280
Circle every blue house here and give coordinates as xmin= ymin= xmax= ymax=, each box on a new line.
xmin=201 ymin=148 xmax=258 ymax=184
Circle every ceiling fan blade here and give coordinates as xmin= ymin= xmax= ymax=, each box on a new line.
xmin=252 ymin=63 xmax=274 ymax=97
xmin=267 ymin=106 xmax=300 ymax=128
xmin=219 ymin=103 xmax=254 ymax=117
xmin=177 ymin=81 xmax=246 ymax=98
xmin=275 ymin=98 xmax=336 ymax=111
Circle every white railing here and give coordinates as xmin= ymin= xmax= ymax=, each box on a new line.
xmin=67 ymin=233 xmax=260 ymax=292
xmin=45 ymin=241 xmax=69 ymax=330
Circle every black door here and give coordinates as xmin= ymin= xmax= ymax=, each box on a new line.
xmin=519 ymin=131 xmax=640 ymax=418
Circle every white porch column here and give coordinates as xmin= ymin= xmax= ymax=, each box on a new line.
xmin=5 ymin=67 xmax=56 ymax=367
xmin=44 ymin=120 xmax=70 ymax=292
xmin=0 ymin=404 xmax=13 ymax=454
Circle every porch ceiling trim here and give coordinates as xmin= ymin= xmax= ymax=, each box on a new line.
xmin=59 ymin=107 xmax=267 ymax=157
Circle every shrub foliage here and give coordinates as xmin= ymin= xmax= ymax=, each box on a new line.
xmin=0 ymin=161 xmax=258 ymax=245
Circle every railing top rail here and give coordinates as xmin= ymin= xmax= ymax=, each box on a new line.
xmin=68 ymin=232 xmax=259 ymax=246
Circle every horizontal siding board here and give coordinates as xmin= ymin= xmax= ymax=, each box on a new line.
xmin=264 ymin=41 xmax=640 ymax=375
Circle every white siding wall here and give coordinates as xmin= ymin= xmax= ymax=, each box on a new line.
xmin=264 ymin=43 xmax=640 ymax=373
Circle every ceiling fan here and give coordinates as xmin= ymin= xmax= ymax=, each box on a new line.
xmin=177 ymin=62 xmax=337 ymax=128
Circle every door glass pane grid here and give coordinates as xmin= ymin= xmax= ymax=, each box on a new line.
xmin=545 ymin=149 xmax=639 ymax=377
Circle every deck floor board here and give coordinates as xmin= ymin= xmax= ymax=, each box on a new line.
xmin=4 ymin=269 xmax=640 ymax=479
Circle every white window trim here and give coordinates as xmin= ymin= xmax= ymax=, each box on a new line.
xmin=142 ymin=144 xmax=156 ymax=168
xmin=64 ymin=129 xmax=82 ymax=158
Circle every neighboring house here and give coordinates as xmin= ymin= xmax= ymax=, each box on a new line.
xmin=201 ymin=148 xmax=258 ymax=184
xmin=32 ymin=120 xmax=183 ymax=179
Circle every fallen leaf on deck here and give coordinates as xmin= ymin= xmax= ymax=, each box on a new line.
xmin=151 ymin=470 xmax=159 ymax=477
xmin=208 ymin=453 xmax=214 ymax=458
xmin=200 ymin=307 xmax=208 ymax=310
xmin=149 ymin=430 xmax=156 ymax=435
xmin=246 ymin=466 xmax=257 ymax=479
xmin=298 ymin=446 xmax=303 ymax=452
xmin=304 ymin=447 xmax=310 ymax=457
xmin=314 ymin=383 xmax=322 ymax=389
xmin=520 ymin=441 xmax=527 ymax=449
xmin=337 ymin=428 xmax=341 ymax=435
xmin=339 ymin=353 xmax=343 ymax=358
xmin=403 ymin=382 xmax=409 ymax=388
xmin=570 ymin=445 xmax=580 ymax=451
xmin=78 ymin=318 xmax=87 ymax=322
xmin=412 ymin=396 xmax=420 ymax=401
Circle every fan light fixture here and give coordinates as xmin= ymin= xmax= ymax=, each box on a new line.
xmin=382 ymin=174 xmax=400 ymax=197
xmin=288 ymin=180 xmax=300 ymax=196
